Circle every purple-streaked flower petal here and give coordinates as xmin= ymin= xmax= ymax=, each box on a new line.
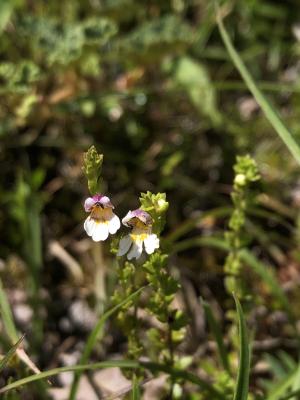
xmin=84 ymin=194 xmax=114 ymax=212
xmin=91 ymin=194 xmax=104 ymax=203
xmin=122 ymin=209 xmax=152 ymax=227
xmin=84 ymin=197 xmax=96 ymax=212
xmin=122 ymin=210 xmax=135 ymax=226
xmin=97 ymin=195 xmax=113 ymax=208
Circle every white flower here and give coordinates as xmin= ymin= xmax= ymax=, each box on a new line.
xmin=83 ymin=194 xmax=120 ymax=242
xmin=117 ymin=209 xmax=159 ymax=260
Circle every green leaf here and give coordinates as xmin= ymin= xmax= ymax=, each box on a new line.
xmin=264 ymin=354 xmax=290 ymax=381
xmin=0 ymin=0 xmax=19 ymax=32
xmin=290 ymin=364 xmax=300 ymax=400
xmin=68 ymin=286 xmax=146 ymax=400
xmin=161 ymin=151 xmax=184 ymax=177
xmin=233 ymin=295 xmax=250 ymax=400
xmin=266 ymin=368 xmax=298 ymax=400
xmin=0 ymin=334 xmax=25 ymax=372
xmin=116 ymin=15 xmax=194 ymax=62
xmin=278 ymin=387 xmax=300 ymax=400
xmin=0 ymin=61 xmax=40 ymax=93
xmin=170 ymin=309 xmax=188 ymax=331
xmin=82 ymin=17 xmax=117 ymax=45
xmin=201 ymin=299 xmax=230 ymax=374
xmin=173 ymin=56 xmax=222 ymax=126
xmin=19 ymin=16 xmax=116 ymax=67
xmin=19 ymin=17 xmax=83 ymax=66
xmin=16 ymin=93 xmax=38 ymax=120
xmin=277 ymin=351 xmax=297 ymax=372
xmin=266 ymin=362 xmax=300 ymax=400
xmin=216 ymin=5 xmax=300 ymax=166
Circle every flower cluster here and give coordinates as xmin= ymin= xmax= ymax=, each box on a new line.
xmin=83 ymin=194 xmax=160 ymax=259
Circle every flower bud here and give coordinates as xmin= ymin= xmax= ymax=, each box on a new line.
xmin=234 ymin=173 xmax=246 ymax=186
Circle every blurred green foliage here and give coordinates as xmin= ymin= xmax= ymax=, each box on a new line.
xmin=2 ymin=0 xmax=300 ymax=398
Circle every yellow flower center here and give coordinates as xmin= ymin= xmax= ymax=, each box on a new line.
xmin=130 ymin=224 xmax=150 ymax=242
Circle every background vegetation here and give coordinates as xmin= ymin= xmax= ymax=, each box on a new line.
xmin=2 ymin=0 xmax=300 ymax=399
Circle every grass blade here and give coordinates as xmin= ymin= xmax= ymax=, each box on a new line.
xmin=233 ymin=295 xmax=250 ymax=400
xmin=68 ymin=286 xmax=145 ymax=400
xmin=0 ymin=334 xmax=25 ymax=372
xmin=131 ymin=375 xmax=141 ymax=400
xmin=0 ymin=277 xmax=18 ymax=343
xmin=0 ymin=359 xmax=226 ymax=399
xmin=290 ymin=363 xmax=300 ymax=400
xmin=277 ymin=387 xmax=300 ymax=400
xmin=216 ymin=4 xmax=300 ymax=166
xmin=201 ymin=298 xmax=230 ymax=374
xmin=266 ymin=369 xmax=298 ymax=400
xmin=268 ymin=363 xmax=300 ymax=400
xmin=0 ymin=360 xmax=139 ymax=394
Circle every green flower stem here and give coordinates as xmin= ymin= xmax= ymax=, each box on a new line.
xmin=167 ymin=322 xmax=175 ymax=399
xmin=112 ymin=259 xmax=144 ymax=382
xmin=92 ymin=242 xmax=106 ymax=315
xmin=130 ymin=264 xmax=143 ymax=381
xmin=223 ymin=156 xmax=260 ymax=298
